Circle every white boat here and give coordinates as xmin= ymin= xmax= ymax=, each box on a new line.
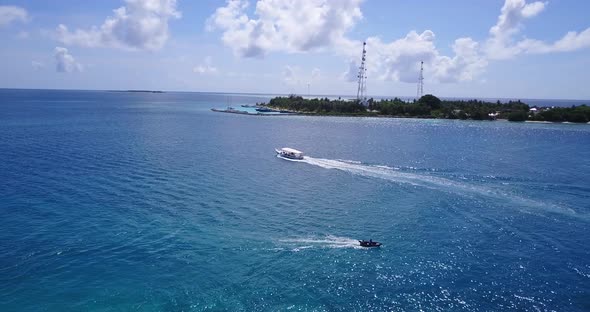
xmin=275 ymin=147 xmax=304 ymax=160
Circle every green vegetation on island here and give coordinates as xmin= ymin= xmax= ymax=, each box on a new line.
xmin=265 ymin=94 xmax=590 ymax=123
xmin=269 ymin=96 xmax=367 ymax=115
xmin=529 ymin=105 xmax=590 ymax=123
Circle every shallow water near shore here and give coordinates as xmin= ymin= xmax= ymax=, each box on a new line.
xmin=1 ymin=89 xmax=589 ymax=311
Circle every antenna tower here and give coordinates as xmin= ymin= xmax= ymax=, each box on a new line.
xmin=356 ymin=42 xmax=367 ymax=105
xmin=417 ymin=61 xmax=424 ymax=99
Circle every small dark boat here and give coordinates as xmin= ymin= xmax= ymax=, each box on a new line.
xmin=359 ymin=240 xmax=381 ymax=247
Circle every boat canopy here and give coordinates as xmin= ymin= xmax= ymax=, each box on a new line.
xmin=281 ymin=148 xmax=302 ymax=155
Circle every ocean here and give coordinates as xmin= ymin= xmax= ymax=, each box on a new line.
xmin=1 ymin=89 xmax=589 ymax=311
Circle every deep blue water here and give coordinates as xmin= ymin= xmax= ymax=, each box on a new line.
xmin=1 ymin=89 xmax=589 ymax=311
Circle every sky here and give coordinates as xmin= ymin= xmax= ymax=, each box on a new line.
xmin=0 ymin=0 xmax=589 ymax=99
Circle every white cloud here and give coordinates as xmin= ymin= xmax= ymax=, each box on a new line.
xmin=207 ymin=0 xmax=362 ymax=57
xmin=210 ymin=1 xmax=481 ymax=83
xmin=210 ymin=0 xmax=590 ymax=86
xmin=485 ymin=0 xmax=590 ymax=59
xmin=0 ymin=5 xmax=28 ymax=26
xmin=434 ymin=38 xmax=488 ymax=83
xmin=491 ymin=0 xmax=546 ymax=38
xmin=54 ymin=47 xmax=82 ymax=73
xmin=485 ymin=0 xmax=547 ymax=59
xmin=359 ymin=31 xmax=486 ymax=84
xmin=365 ymin=31 xmax=437 ymax=83
xmin=193 ymin=56 xmax=218 ymax=74
xmin=516 ymin=28 xmax=590 ymax=54
xmin=545 ymin=28 xmax=590 ymax=52
xmin=56 ymin=0 xmax=181 ymax=51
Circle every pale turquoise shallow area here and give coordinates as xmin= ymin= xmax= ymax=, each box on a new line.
xmin=0 ymin=89 xmax=589 ymax=311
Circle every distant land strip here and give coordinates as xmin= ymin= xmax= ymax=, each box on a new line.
xmin=260 ymin=94 xmax=590 ymax=123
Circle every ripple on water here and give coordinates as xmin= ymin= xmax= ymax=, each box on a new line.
xmin=1 ymin=90 xmax=589 ymax=311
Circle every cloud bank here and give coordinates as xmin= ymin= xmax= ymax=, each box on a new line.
xmin=209 ymin=0 xmax=590 ymax=84
xmin=56 ymin=0 xmax=180 ymax=51
xmin=485 ymin=0 xmax=590 ymax=59
xmin=207 ymin=0 xmax=362 ymax=57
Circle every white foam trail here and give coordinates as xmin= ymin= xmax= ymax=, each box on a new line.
xmin=303 ymin=157 xmax=471 ymax=190
xmin=336 ymin=159 xmax=362 ymax=164
xmin=280 ymin=235 xmax=364 ymax=249
xmin=299 ymin=156 xmax=581 ymax=218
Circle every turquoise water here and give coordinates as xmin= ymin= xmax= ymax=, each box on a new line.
xmin=1 ymin=89 xmax=589 ymax=311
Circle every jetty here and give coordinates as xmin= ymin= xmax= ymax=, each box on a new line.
xmin=210 ymin=108 xmax=249 ymax=114
xmin=211 ymin=102 xmax=299 ymax=116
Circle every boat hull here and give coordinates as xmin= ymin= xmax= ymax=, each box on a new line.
xmin=359 ymin=240 xmax=382 ymax=247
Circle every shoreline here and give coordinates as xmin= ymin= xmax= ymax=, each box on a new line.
xmin=211 ymin=108 xmax=590 ymax=124
xmin=263 ymin=95 xmax=590 ymax=124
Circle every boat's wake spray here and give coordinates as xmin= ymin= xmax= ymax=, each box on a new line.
xmin=302 ymin=156 xmax=481 ymax=193
xmin=297 ymin=156 xmax=578 ymax=218
xmin=280 ymin=235 xmax=364 ymax=250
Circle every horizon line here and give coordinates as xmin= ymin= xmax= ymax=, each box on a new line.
xmin=0 ymin=87 xmax=588 ymax=102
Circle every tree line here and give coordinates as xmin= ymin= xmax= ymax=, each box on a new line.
xmin=268 ymin=95 xmax=367 ymax=114
xmin=265 ymin=94 xmax=589 ymax=123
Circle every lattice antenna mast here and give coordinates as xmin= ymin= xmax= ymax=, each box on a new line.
xmin=356 ymin=42 xmax=367 ymax=105
xmin=417 ymin=61 xmax=424 ymax=99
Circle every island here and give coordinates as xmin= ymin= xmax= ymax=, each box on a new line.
xmin=260 ymin=94 xmax=590 ymax=123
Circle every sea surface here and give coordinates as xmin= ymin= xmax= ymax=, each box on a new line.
xmin=1 ymin=89 xmax=589 ymax=311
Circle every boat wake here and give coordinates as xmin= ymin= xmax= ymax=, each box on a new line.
xmin=302 ymin=156 xmax=512 ymax=197
xmin=299 ymin=156 xmax=580 ymax=219
xmin=279 ymin=235 xmax=364 ymax=251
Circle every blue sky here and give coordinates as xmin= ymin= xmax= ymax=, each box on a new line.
xmin=1 ymin=0 xmax=589 ymax=99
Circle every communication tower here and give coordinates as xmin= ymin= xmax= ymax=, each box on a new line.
xmin=417 ymin=61 xmax=424 ymax=99
xmin=356 ymin=42 xmax=367 ymax=105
